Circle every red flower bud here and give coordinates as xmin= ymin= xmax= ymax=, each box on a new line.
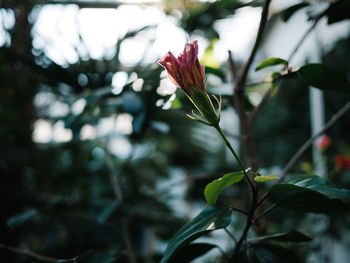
xmin=158 ymin=41 xmax=220 ymax=126
xmin=316 ymin=135 xmax=332 ymax=150
xmin=158 ymin=40 xmax=205 ymax=96
xmin=334 ymin=155 xmax=350 ymax=171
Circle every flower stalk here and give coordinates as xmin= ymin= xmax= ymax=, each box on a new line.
xmin=214 ymin=124 xmax=255 ymax=190
xmin=159 ymin=40 xmax=252 ymax=186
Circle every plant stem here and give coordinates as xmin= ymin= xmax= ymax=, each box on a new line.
xmin=234 ymin=187 xmax=258 ymax=254
xmin=236 ymin=0 xmax=271 ymax=89
xmin=233 ymin=207 xmax=248 ymax=216
xmin=214 ymin=124 xmax=254 ymax=190
xmin=254 ymin=203 xmax=276 ymax=223
xmin=287 ymin=8 xmax=328 ymax=62
xmin=105 ymin=144 xmax=138 ymax=263
xmin=0 ymin=243 xmax=58 ymax=263
xmin=227 ymin=0 xmax=272 ymax=246
xmin=224 ymin=228 xmax=238 ymax=244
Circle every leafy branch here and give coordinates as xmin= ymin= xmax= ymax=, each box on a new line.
xmin=280 ymin=100 xmax=350 ymax=181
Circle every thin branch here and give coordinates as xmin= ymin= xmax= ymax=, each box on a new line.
xmin=228 ymin=1 xmax=272 ymax=246
xmin=280 ymin=100 xmax=350 ymax=182
xmin=245 ymin=80 xmax=268 ymax=88
xmin=234 ymin=187 xmax=258 ymax=254
xmin=232 ymin=0 xmax=272 ymax=175
xmin=121 ymin=217 xmax=137 ymax=263
xmin=217 ymin=246 xmax=229 ymax=262
xmin=287 ymin=22 xmax=316 ymax=62
xmin=106 ymin=153 xmax=123 ymax=202
xmin=105 ymin=149 xmax=137 ymax=263
xmin=237 ymin=0 xmax=272 ymax=90
xmin=254 ymin=203 xmax=276 ymax=223
xmin=287 ymin=8 xmax=328 ymax=62
xmin=233 ymin=207 xmax=248 ymax=216
xmin=0 ymin=243 xmax=58 ymax=263
xmin=249 ymin=89 xmax=271 ymax=123
xmin=228 ymin=51 xmax=238 ymax=82
xmin=224 ymin=228 xmax=238 ymax=244
xmin=257 ymin=101 xmax=350 ymax=205
xmin=256 ymin=192 xmax=269 ymax=207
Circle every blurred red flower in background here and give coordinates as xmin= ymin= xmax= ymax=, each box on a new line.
xmin=334 ymin=155 xmax=350 ymax=171
xmin=316 ymin=135 xmax=332 ymax=150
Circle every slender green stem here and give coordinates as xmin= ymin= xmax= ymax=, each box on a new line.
xmin=233 ymin=207 xmax=248 ymax=216
xmin=224 ymin=228 xmax=238 ymax=244
xmin=214 ymin=124 xmax=255 ymax=190
xmin=254 ymin=203 xmax=276 ymax=223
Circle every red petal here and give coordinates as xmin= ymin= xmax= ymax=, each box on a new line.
xmin=158 ymin=51 xmax=178 ymax=71
xmin=167 ymin=73 xmax=180 ymax=87
xmin=183 ymin=41 xmax=198 ymax=69
xmin=200 ymin=64 xmax=205 ymax=78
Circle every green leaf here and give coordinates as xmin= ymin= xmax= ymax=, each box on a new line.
xmin=297 ymin=63 xmax=350 ymax=93
xmin=205 ymin=66 xmax=226 ymax=82
xmin=253 ymin=246 xmax=283 ymax=263
xmin=249 ymin=230 xmax=312 ymax=243
xmin=7 ymin=209 xmax=38 ymax=228
xmin=255 ymin=57 xmax=288 ymax=71
xmin=252 ymin=244 xmax=302 ymax=263
xmin=269 ymin=174 xmax=350 ymax=213
xmin=254 ymin=174 xmax=279 ymax=183
xmin=233 ymin=244 xmax=302 ymax=263
xmin=325 ymin=0 xmax=350 ymax=24
xmin=281 ymin=2 xmax=309 ymax=22
xmin=168 ymin=243 xmax=217 ymax=263
xmin=171 ymin=97 xmax=182 ymax=109
xmin=204 ymin=172 xmax=244 ymax=206
xmin=201 ymin=39 xmax=220 ymax=69
xmin=278 ymin=191 xmax=349 ymax=214
xmin=160 ymin=205 xmax=232 ymax=263
xmin=269 ymin=174 xmax=350 ymax=202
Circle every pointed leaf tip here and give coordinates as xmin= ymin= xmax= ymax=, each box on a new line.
xmin=160 ymin=206 xmax=232 ymax=263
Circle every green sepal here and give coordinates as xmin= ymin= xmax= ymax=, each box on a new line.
xmin=212 ymin=95 xmax=222 ymax=120
xmin=187 ymin=111 xmax=212 ymax=126
xmin=187 ymin=86 xmax=220 ymax=126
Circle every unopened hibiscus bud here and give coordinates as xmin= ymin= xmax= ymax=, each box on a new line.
xmin=316 ymin=135 xmax=332 ymax=150
xmin=158 ymin=41 xmax=205 ymax=95
xmin=158 ymin=41 xmax=220 ymax=126
xmin=334 ymin=155 xmax=350 ymax=171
